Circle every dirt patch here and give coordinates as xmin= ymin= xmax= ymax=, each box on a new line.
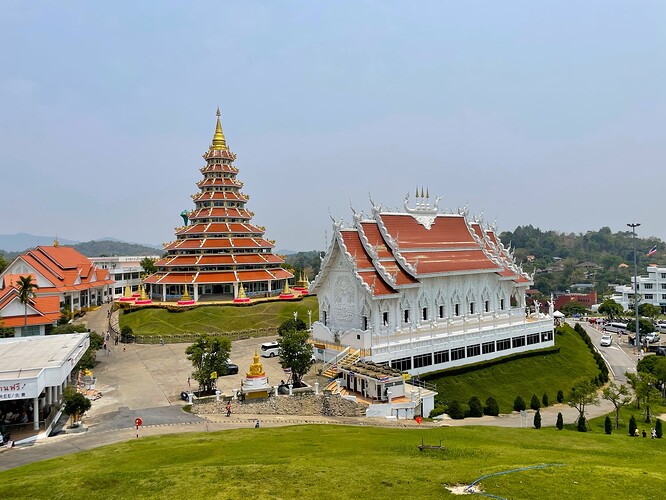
xmin=446 ymin=484 xmax=483 ymax=495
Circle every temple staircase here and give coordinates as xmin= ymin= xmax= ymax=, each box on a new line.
xmin=322 ymin=348 xmax=361 ymax=379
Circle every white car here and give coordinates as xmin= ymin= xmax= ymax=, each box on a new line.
xmin=644 ymin=332 xmax=660 ymax=343
xmin=600 ymin=334 xmax=612 ymax=347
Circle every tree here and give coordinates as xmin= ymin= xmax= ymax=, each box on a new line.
xmin=577 ymin=415 xmax=588 ymax=432
xmin=629 ymin=415 xmax=637 ymax=436
xmin=638 ymin=303 xmax=659 ymax=320
xmin=185 ymin=335 xmax=231 ymax=393
xmin=75 ymin=332 xmax=104 ymax=371
xmin=559 ymin=301 xmax=589 ymax=316
xmin=277 ymin=318 xmax=307 ymax=336
xmin=602 ymin=382 xmax=632 ymax=429
xmin=140 ymin=257 xmax=157 ymax=275
xmin=604 ymin=416 xmax=612 ymax=435
xmin=533 ymin=410 xmax=541 ymax=429
xmin=468 ymin=396 xmax=483 ymax=417
xmin=530 ymin=394 xmax=541 ymax=411
xmin=566 ymin=379 xmax=599 ymax=427
xmin=513 ymin=395 xmax=526 ymax=412
xmin=542 ymin=393 xmax=549 ymax=407
xmin=17 ymin=275 xmax=39 ymax=332
xmin=0 ymin=254 xmax=7 ymax=274
xmin=557 ymin=390 xmax=564 ymax=403
xmin=277 ymin=328 xmax=313 ymax=387
xmin=448 ymin=400 xmax=465 ymax=419
xmin=63 ymin=386 xmax=92 ymax=425
xmin=635 ymin=373 xmax=661 ymax=423
xmin=484 ymin=397 xmax=500 ymax=416
xmin=656 ymin=419 xmax=663 ymax=438
xmin=598 ymin=299 xmax=624 ymax=320
xmin=556 ymin=412 xmax=564 ymax=430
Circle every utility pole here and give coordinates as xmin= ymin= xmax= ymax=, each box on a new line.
xmin=627 ymin=222 xmax=641 ymax=350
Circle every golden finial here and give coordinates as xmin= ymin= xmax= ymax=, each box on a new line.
xmin=209 ymin=107 xmax=228 ymax=151
xmin=181 ymin=287 xmax=191 ymax=301
xmin=426 ymin=187 xmax=429 ymax=199
xmin=140 ymin=285 xmax=148 ymax=301
xmin=421 ymin=186 xmax=424 ymax=198
xmin=53 ymin=236 xmax=59 ymax=247
xmin=415 ymin=186 xmax=419 ymax=198
xmin=237 ymin=282 xmax=247 ymax=299
xmin=123 ymin=282 xmax=132 ymax=298
xmin=282 ymin=280 xmax=291 ymax=295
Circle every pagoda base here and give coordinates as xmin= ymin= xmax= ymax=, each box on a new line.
xmin=233 ymin=297 xmax=251 ymax=303
xmin=279 ymin=293 xmax=295 ymax=300
xmin=118 ymin=297 xmax=136 ymax=303
xmin=131 ymin=293 xmax=141 ymax=298
xmin=177 ymin=299 xmax=196 ymax=305
xmin=135 ymin=299 xmax=153 ymax=305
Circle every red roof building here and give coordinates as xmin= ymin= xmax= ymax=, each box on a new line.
xmin=309 ymin=193 xmax=554 ymax=378
xmin=144 ymin=110 xmax=292 ymax=302
xmin=0 ymin=244 xmax=114 ymax=335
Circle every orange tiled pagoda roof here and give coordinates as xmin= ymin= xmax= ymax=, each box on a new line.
xmin=146 ymin=110 xmax=292 ymax=288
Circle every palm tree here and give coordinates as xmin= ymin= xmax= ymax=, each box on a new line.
xmin=17 ymin=275 xmax=39 ymax=333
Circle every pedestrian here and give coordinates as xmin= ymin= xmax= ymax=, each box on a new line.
xmin=226 ymin=402 xmax=232 ymax=417
xmin=642 ymin=429 xmax=647 ymax=438
xmin=187 ymin=376 xmax=191 ymax=388
xmin=255 ymin=420 xmax=260 ymax=428
xmin=652 ymin=428 xmax=656 ymax=439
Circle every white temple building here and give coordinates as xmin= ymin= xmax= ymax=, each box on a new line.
xmin=310 ymin=192 xmax=555 ymax=378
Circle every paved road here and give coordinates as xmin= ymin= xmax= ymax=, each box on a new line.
xmin=568 ymin=320 xmax=637 ymax=384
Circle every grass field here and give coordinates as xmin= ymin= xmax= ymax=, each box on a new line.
xmin=1 ymin=420 xmax=664 ymax=500
xmin=119 ymin=296 xmax=319 ymax=335
xmin=425 ymin=325 xmax=600 ymax=411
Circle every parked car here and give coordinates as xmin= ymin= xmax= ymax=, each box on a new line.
xmin=600 ymin=334 xmax=613 ymax=347
xmin=225 ymin=363 xmax=239 ymax=375
xmin=260 ymin=341 xmax=280 ymax=358
xmin=644 ymin=332 xmax=660 ymax=343
xmin=656 ymin=347 xmax=665 ymax=356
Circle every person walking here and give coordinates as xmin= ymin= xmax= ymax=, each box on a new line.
xmin=226 ymin=401 xmax=232 ymax=417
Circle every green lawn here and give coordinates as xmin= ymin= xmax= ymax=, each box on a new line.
xmin=119 ymin=296 xmax=319 ymax=336
xmin=1 ymin=422 xmax=664 ymax=499
xmin=425 ymin=324 xmax=600 ymax=411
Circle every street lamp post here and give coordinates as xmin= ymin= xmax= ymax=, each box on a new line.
xmin=627 ymin=222 xmax=641 ymax=350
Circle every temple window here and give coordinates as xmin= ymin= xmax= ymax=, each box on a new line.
xmin=484 ymin=300 xmax=490 ymax=313
xmin=438 ymin=305 xmax=444 ymax=318
xmin=403 ymin=309 xmax=410 ymax=324
xmin=362 ymin=316 xmax=369 ymax=330
xmin=469 ymin=302 xmax=475 ymax=315
xmin=383 ymin=312 xmax=389 ymax=326
xmin=422 ymin=308 xmax=427 ymax=320
xmin=454 ymin=303 xmax=460 ymax=316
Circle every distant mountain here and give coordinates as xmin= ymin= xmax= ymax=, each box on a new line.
xmin=73 ymin=240 xmax=161 ymax=257
xmin=275 ymin=249 xmax=299 ymax=255
xmin=0 ymin=233 xmax=80 ymax=252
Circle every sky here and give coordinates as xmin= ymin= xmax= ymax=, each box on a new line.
xmin=1 ymin=1 xmax=664 ymax=252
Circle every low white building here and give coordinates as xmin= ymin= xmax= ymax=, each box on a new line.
xmin=91 ymin=256 xmax=160 ymax=300
xmin=611 ymin=265 xmax=666 ymax=313
xmin=0 ymin=333 xmax=90 ymax=443
xmin=310 ymin=194 xmax=555 ymax=394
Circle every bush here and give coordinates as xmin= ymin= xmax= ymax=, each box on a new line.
xmin=530 ymin=394 xmax=541 ymax=411
xmin=656 ymin=419 xmax=663 ymax=438
xmin=556 ymin=412 xmax=564 ymax=430
xmin=468 ymin=396 xmax=483 ymax=418
xmin=577 ymin=416 xmax=587 ymax=432
xmin=429 ymin=406 xmax=446 ymax=418
xmin=277 ymin=318 xmax=307 ymax=336
xmin=513 ymin=395 xmax=526 ymax=412
xmin=63 ymin=386 xmax=92 ymax=423
xmin=542 ymin=393 xmax=549 ymax=407
xmin=533 ymin=410 xmax=541 ymax=429
xmin=604 ymin=416 xmax=612 ymax=435
xmin=557 ymin=390 xmax=564 ymax=403
xmin=629 ymin=415 xmax=637 ymax=437
xmin=448 ymin=400 xmax=465 ymax=419
xmin=121 ymin=326 xmax=134 ymax=343
xmin=484 ymin=397 xmax=500 ymax=416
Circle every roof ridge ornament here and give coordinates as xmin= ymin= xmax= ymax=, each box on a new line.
xmin=403 ymin=191 xmax=440 ymax=229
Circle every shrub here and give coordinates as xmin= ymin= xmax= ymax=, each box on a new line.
xmin=656 ymin=419 xmax=663 ymax=438
xmin=468 ymin=396 xmax=483 ymax=418
xmin=577 ymin=416 xmax=587 ymax=432
xmin=604 ymin=416 xmax=612 ymax=435
xmin=121 ymin=326 xmax=134 ymax=343
xmin=533 ymin=410 xmax=541 ymax=429
xmin=542 ymin=393 xmax=549 ymax=407
xmin=556 ymin=412 xmax=564 ymax=430
xmin=513 ymin=395 xmax=526 ymax=412
xmin=484 ymin=397 xmax=500 ymax=416
xmin=429 ymin=406 xmax=446 ymax=418
xmin=530 ymin=394 xmax=541 ymax=411
xmin=448 ymin=400 xmax=465 ymax=420
xmin=629 ymin=415 xmax=637 ymax=436
xmin=557 ymin=390 xmax=564 ymax=403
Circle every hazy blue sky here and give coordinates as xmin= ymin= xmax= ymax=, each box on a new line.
xmin=1 ymin=1 xmax=664 ymax=252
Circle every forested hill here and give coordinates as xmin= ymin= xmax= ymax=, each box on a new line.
xmin=499 ymin=226 xmax=665 ymax=295
xmin=72 ymin=240 xmax=161 ymax=257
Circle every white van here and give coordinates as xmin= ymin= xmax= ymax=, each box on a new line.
xmin=654 ymin=323 xmax=666 ymax=333
xmin=603 ymin=322 xmax=628 ymax=334
xmin=260 ymin=341 xmax=280 ymax=358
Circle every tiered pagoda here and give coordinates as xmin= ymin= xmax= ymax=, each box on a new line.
xmin=145 ymin=109 xmax=292 ymax=302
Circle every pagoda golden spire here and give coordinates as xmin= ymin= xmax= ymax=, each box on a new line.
xmin=209 ymin=107 xmax=228 ymax=151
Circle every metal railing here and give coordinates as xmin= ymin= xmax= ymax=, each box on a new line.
xmin=126 ymin=327 xmax=278 ymax=344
